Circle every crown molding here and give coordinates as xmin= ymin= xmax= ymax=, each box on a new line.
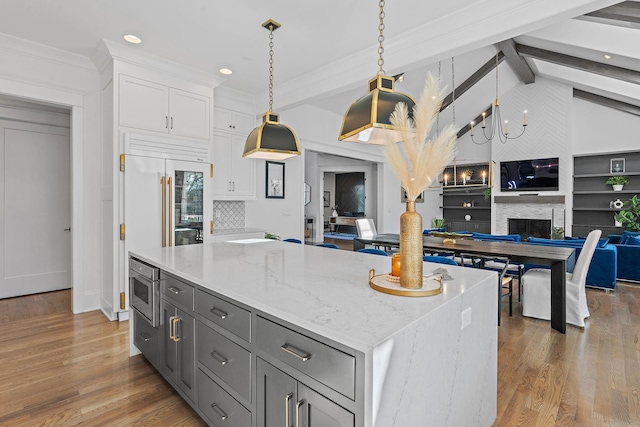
xmin=91 ymin=39 xmax=225 ymax=88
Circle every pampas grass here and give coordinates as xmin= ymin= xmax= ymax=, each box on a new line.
xmin=385 ymin=73 xmax=458 ymax=201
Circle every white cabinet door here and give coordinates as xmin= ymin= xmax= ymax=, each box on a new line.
xmin=169 ymin=88 xmax=211 ymax=141
xmin=213 ymin=107 xmax=254 ymax=134
xmin=212 ymin=132 xmax=233 ymax=197
xmin=119 ymin=75 xmax=169 ymax=133
xmin=120 ymin=75 xmax=211 ymax=141
xmin=229 ymin=134 xmax=255 ymax=197
xmin=212 ymin=131 xmax=255 ymax=199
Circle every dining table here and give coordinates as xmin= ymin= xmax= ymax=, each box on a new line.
xmin=354 ymin=234 xmax=576 ymax=333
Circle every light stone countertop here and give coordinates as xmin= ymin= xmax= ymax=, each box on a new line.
xmin=130 ymin=240 xmax=496 ymax=354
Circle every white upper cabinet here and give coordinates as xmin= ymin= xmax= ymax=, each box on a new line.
xmin=212 ymin=131 xmax=255 ymax=199
xmin=213 ymin=107 xmax=254 ymax=134
xmin=119 ymin=74 xmax=211 ymax=141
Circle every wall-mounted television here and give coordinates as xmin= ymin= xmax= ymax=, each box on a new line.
xmin=500 ymin=157 xmax=559 ymax=191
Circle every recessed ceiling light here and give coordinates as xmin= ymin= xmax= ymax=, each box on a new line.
xmin=219 ymin=68 xmax=233 ymax=75
xmin=603 ymin=54 xmax=612 ymax=60
xmin=123 ymin=34 xmax=142 ymax=44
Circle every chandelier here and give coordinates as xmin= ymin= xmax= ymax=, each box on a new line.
xmin=243 ymin=19 xmax=300 ymax=160
xmin=470 ymin=52 xmax=528 ymax=144
xmin=338 ymin=0 xmax=416 ymax=144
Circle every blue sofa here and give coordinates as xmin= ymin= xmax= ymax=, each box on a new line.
xmin=524 ymin=237 xmax=617 ymax=290
xmin=606 ymin=231 xmax=640 ymax=282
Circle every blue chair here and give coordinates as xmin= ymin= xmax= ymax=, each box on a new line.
xmin=317 ymin=243 xmax=339 ymax=249
xmin=423 ymin=255 xmax=458 ymax=266
xmin=357 ymin=248 xmax=388 ymax=256
xmin=283 ymin=238 xmax=302 ymax=244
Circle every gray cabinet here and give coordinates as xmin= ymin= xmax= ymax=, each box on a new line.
xmin=257 ymin=358 xmax=354 ymax=427
xmin=133 ymin=310 xmax=159 ymax=367
xmin=573 ymin=151 xmax=640 ymax=237
xmin=159 ymin=272 xmax=196 ymax=404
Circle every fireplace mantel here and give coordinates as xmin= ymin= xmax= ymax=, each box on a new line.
xmin=494 ymin=195 xmax=565 ymax=204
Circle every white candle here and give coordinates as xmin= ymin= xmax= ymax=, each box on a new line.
xmin=504 ymin=120 xmax=509 ymax=134
xmin=470 ymin=121 xmax=475 ymax=136
xmin=444 ymin=174 xmax=448 ymax=186
xmin=523 ymin=110 xmax=527 ymax=126
xmin=482 ymin=112 xmax=486 ymax=128
xmin=462 ymin=173 xmax=466 ymax=185
xmin=482 ymin=171 xmax=486 ymax=185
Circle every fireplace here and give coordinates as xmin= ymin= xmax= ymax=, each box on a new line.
xmin=509 ymin=218 xmax=551 ymax=240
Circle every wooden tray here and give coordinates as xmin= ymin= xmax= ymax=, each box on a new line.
xmin=368 ymin=269 xmax=443 ymax=297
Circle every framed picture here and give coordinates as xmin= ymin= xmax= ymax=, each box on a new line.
xmin=401 ymin=187 xmax=424 ymax=203
xmin=266 ymin=161 xmax=285 ymax=199
xmin=610 ymin=158 xmax=625 ymax=174
xmin=323 ymin=191 xmax=330 ymax=207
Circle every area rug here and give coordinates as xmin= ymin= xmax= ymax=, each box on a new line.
xmin=323 ymin=232 xmax=358 ymax=241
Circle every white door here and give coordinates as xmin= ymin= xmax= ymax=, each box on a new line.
xmin=0 ymin=120 xmax=70 ymax=298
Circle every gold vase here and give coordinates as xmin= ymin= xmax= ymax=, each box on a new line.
xmin=400 ymin=201 xmax=423 ymax=289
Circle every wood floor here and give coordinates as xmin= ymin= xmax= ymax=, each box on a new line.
xmin=0 ymin=282 xmax=638 ymax=426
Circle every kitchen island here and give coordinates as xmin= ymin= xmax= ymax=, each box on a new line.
xmin=130 ymin=240 xmax=497 ymax=427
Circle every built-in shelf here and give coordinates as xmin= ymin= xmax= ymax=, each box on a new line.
xmin=441 ymin=161 xmax=493 ymax=233
xmin=573 ymin=151 xmax=640 ymax=236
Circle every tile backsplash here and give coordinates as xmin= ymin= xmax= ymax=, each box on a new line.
xmin=213 ymin=201 xmax=245 ymax=229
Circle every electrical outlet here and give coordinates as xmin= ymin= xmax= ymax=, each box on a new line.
xmin=461 ymin=307 xmax=472 ymax=330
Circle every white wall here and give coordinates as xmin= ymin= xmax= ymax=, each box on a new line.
xmin=572 ymin=97 xmax=640 ymax=155
xmin=0 ymin=33 xmax=101 ymax=312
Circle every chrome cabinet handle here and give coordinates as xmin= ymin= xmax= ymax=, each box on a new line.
xmin=285 ymin=393 xmax=293 ymax=427
xmin=170 ymin=116 xmax=173 ymax=129
xmin=280 ymin=344 xmax=311 ymax=362
xmin=210 ymin=351 xmax=228 ymax=365
xmin=211 ymin=403 xmax=229 ymax=420
xmin=165 ymin=116 xmax=168 ymax=129
xmin=167 ymin=286 xmax=181 ymax=295
xmin=210 ymin=307 xmax=228 ymax=319
xmin=295 ymin=400 xmax=304 ymax=427
xmin=139 ymin=332 xmax=152 ymax=342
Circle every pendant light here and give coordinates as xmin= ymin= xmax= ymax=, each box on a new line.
xmin=243 ymin=19 xmax=300 ymax=160
xmin=338 ymin=0 xmax=416 ymax=144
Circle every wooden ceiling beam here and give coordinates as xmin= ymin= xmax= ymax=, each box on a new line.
xmin=573 ymin=88 xmax=640 ymax=117
xmin=495 ymin=39 xmax=535 ymax=84
xmin=457 ymin=105 xmax=493 ymax=139
xmin=440 ymin=51 xmax=505 ymax=112
xmin=585 ymin=1 xmax=640 ymax=24
xmin=516 ymin=43 xmax=640 ymax=86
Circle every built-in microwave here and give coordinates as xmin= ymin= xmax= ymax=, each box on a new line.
xmin=129 ymin=258 xmax=160 ymax=327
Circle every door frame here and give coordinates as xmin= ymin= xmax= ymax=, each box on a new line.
xmin=0 ymin=77 xmax=84 ymax=313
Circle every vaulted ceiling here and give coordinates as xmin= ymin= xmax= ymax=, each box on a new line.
xmin=1 ymin=0 xmax=638 ymax=124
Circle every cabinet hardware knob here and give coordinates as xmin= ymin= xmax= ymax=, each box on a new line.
xmin=280 ymin=344 xmax=311 ymax=362
xmin=167 ymin=286 xmax=180 ymax=295
xmin=210 ymin=307 xmax=228 ymax=319
xmin=211 ymin=403 xmax=229 ymax=420
xmin=210 ymin=351 xmax=228 ymax=365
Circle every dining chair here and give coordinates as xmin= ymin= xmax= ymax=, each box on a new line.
xmin=422 ymin=255 xmax=458 ymax=266
xmin=357 ymin=248 xmax=388 ymax=256
xmin=317 ymin=243 xmax=339 ymax=249
xmin=521 ymin=229 xmax=601 ymax=327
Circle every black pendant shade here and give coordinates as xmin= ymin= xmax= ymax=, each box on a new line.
xmin=243 ymin=112 xmax=300 ymax=160
xmin=339 ymin=75 xmax=416 ymax=144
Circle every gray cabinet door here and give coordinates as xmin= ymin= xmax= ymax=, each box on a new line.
xmin=159 ymin=299 xmax=177 ymax=382
xmin=176 ymin=307 xmax=196 ymax=402
xmin=159 ymin=299 xmax=196 ymax=403
xmin=299 ymin=383 xmax=354 ymax=427
xmin=133 ymin=310 xmax=159 ymax=367
xmin=256 ymin=358 xmax=354 ymax=427
xmin=257 ymin=358 xmax=297 ymax=427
